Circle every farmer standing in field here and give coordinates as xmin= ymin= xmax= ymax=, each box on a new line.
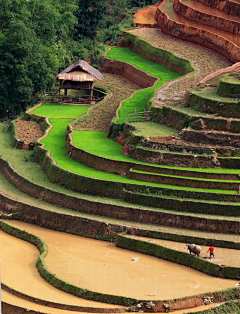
xmin=207 ymin=244 xmax=215 ymax=260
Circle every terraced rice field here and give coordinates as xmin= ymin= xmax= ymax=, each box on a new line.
xmin=2 ymin=221 xmax=239 ymax=301
xmin=1 ymin=1 xmax=240 ymax=312
xmin=106 ymin=47 xmax=181 ymax=123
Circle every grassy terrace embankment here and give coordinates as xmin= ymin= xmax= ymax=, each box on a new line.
xmin=2 ymin=153 xmax=240 ymax=241
xmin=105 ymin=47 xmax=181 ymax=123
xmin=26 ymin=47 xmax=240 ymax=198
xmin=9 ymin=46 xmax=240 ymax=216
xmin=1 ymin=55 xmax=240 ymax=314
xmin=38 ymin=117 xmax=238 ymax=195
xmin=2 ymin=5 xmax=240 ymax=314
xmin=127 ymin=28 xmax=231 ymax=106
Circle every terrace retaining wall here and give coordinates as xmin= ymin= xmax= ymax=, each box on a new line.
xmin=127 ymin=145 xmax=218 ymax=168
xmin=127 ymin=144 xmax=240 ymax=169
xmin=184 ymin=89 xmax=240 ymax=118
xmin=100 ymin=58 xmax=158 ymax=88
xmin=196 ymin=0 xmax=240 ymax=17
xmin=173 ymin=0 xmax=240 ymax=35
xmin=2 ymin=151 xmax=240 ymax=226
xmin=126 ymin=171 xmax=240 ymax=192
xmin=151 ymin=102 xmax=240 ymax=134
xmin=155 ymin=1 xmax=240 ymax=63
xmin=121 ymin=32 xmax=194 ymax=76
xmin=123 ymin=190 xmax=240 ymax=217
xmin=1 ymin=185 xmax=240 ymax=235
xmin=3 ymin=299 xmax=240 ymax=314
xmin=2 ymin=151 xmax=240 ymax=205
xmin=2 ymin=157 xmax=240 ymax=237
xmin=180 ymin=129 xmax=240 ymax=148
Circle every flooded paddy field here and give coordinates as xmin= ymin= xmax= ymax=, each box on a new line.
xmin=2 ymin=290 xmax=222 ymax=314
xmin=134 ymin=5 xmax=158 ymax=26
xmin=0 ymin=227 xmax=121 ymax=309
xmin=126 ymin=236 xmax=240 ymax=268
xmin=1 ymin=220 xmax=238 ymax=304
xmin=161 ymin=0 xmax=240 ymax=47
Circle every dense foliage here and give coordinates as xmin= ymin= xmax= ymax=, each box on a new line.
xmin=0 ymin=0 xmax=159 ymax=118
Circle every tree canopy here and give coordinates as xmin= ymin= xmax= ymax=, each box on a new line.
xmin=0 ymin=0 xmax=159 ymax=118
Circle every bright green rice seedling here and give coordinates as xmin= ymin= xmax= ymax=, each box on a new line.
xmin=106 ymin=47 xmax=181 ymax=123
xmin=70 ymin=130 xmax=236 ymax=194
xmin=41 ymin=121 xmax=234 ymax=193
xmin=31 ymin=104 xmax=90 ymax=118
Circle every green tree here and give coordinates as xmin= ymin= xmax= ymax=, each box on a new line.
xmin=0 ymin=21 xmax=48 ymax=116
xmin=74 ymin=0 xmax=107 ymax=39
xmin=0 ymin=0 xmax=78 ymax=118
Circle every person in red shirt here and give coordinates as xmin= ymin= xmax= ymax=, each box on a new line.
xmin=207 ymin=245 xmax=215 ymax=259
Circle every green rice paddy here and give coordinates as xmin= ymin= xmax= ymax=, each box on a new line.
xmin=131 ymin=121 xmax=178 ymax=137
xmin=132 ymin=169 xmax=240 ymax=183
xmin=106 ymin=47 xmax=181 ymax=123
xmin=72 ymin=131 xmax=125 ymax=159
xmin=72 ymin=129 xmax=240 ymax=175
xmin=35 ymin=103 xmax=240 ymax=178
xmin=106 ymin=47 xmax=177 ymax=79
xmin=32 ymin=46 xmax=240 ymax=195
xmin=41 ymin=119 xmax=235 ymax=194
xmin=30 ymin=104 xmax=90 ymax=118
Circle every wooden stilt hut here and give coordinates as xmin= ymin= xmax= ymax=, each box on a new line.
xmin=55 ymin=60 xmax=104 ymax=104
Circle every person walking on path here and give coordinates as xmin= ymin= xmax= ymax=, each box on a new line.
xmin=207 ymin=245 xmax=215 ymax=260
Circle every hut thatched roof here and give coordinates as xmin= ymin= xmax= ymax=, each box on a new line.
xmin=57 ymin=71 xmax=96 ymax=82
xmin=55 ymin=60 xmax=103 ymax=82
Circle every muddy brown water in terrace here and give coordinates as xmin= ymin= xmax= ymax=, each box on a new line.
xmin=1 ymin=290 xmax=221 ymax=314
xmin=1 ymin=290 xmax=219 ymax=314
xmin=134 ymin=5 xmax=158 ymax=24
xmin=126 ymin=236 xmax=240 ymax=267
xmin=1 ymin=220 xmax=238 ymax=302
xmin=0 ymin=229 xmax=122 ymax=309
xmin=2 ymin=290 xmax=116 ymax=314
xmin=162 ymin=0 xmax=240 ymax=46
xmin=188 ymin=0 xmax=239 ymax=23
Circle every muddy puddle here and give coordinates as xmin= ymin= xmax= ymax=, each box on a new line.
xmin=1 ymin=220 xmax=238 ymax=303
